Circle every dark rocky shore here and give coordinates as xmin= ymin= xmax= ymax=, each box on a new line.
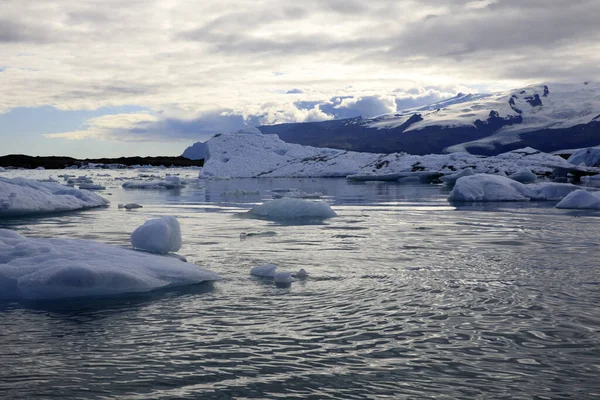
xmin=0 ymin=154 xmax=203 ymax=169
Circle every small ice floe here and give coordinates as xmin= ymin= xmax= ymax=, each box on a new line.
xmin=0 ymin=228 xmax=220 ymax=300
xmin=79 ymin=183 xmax=106 ymax=191
xmin=250 ymin=263 xmax=278 ymax=278
xmin=118 ymin=203 xmax=143 ymax=210
xmin=448 ymin=174 xmax=580 ymax=202
xmin=250 ymin=264 xmax=308 ymax=287
xmin=122 ymin=176 xmax=183 ymax=190
xmin=272 ymin=191 xmax=323 ymax=199
xmin=555 ymin=189 xmax=600 ymax=210
xmin=294 ymin=268 xmax=308 ymax=279
xmin=508 ymin=168 xmax=537 ymax=184
xmin=131 ymin=216 xmax=182 ymax=254
xmin=567 ymin=147 xmax=600 ymax=167
xmin=247 ymin=198 xmax=337 ymax=221
xmin=274 ymin=271 xmax=293 ymax=286
xmin=0 ymin=177 xmax=109 ymax=217
xmin=239 ymin=231 xmax=277 ymax=239
xmin=441 ymin=168 xmax=475 ymax=186
xmin=222 ymin=189 xmax=260 ymax=196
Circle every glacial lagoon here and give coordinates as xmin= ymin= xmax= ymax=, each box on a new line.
xmin=1 ymin=168 xmax=599 ymax=399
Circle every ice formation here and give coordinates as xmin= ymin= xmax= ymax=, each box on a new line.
xmin=198 ymin=132 xmax=580 ymax=179
xmin=508 ymin=168 xmax=537 ymax=183
xmin=567 ymin=147 xmax=600 ymax=167
xmin=448 ymin=174 xmax=579 ymax=202
xmin=555 ymin=190 xmax=600 ymax=209
xmin=441 ymin=168 xmax=475 ymax=186
xmin=130 ymin=216 xmax=182 ymax=254
xmin=122 ymin=176 xmax=183 ymax=190
xmin=274 ymin=271 xmax=293 ymax=284
xmin=0 ymin=229 xmax=220 ymax=300
xmin=250 ymin=263 xmax=278 ymax=278
xmin=118 ymin=203 xmax=143 ymax=210
xmin=0 ymin=177 xmax=109 ymax=217
xmin=247 ymin=198 xmax=337 ymax=220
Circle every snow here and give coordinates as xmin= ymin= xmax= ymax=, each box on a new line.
xmin=247 ymin=198 xmax=337 ymax=220
xmin=0 ymin=229 xmax=220 ymax=300
xmin=199 ymin=132 xmax=575 ymax=179
xmin=567 ymin=147 xmax=600 ymax=167
xmin=363 ymin=82 xmax=600 ymax=153
xmin=556 ymin=190 xmax=600 ymax=209
xmin=448 ymin=174 xmax=580 ymax=202
xmin=508 ymin=168 xmax=537 ymax=183
xmin=0 ymin=177 xmax=109 ymax=217
xmin=250 ymin=263 xmax=278 ymax=278
xmin=130 ymin=216 xmax=182 ymax=254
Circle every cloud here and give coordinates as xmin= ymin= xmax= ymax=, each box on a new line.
xmin=2 ymin=0 xmax=599 ymax=146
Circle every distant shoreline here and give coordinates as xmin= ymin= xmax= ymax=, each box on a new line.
xmin=0 ymin=154 xmax=204 ymax=169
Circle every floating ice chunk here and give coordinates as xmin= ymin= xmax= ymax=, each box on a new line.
xmin=527 ymin=183 xmax=580 ymax=200
xmin=122 ymin=178 xmax=183 ymax=190
xmin=555 ymin=190 xmax=600 ymax=209
xmin=508 ymin=168 xmax=537 ymax=183
xmin=272 ymin=191 xmax=323 ymax=199
xmin=250 ymin=263 xmax=278 ymax=278
xmin=441 ymin=168 xmax=474 ymax=186
xmin=79 ymin=183 xmax=106 ymax=191
xmin=0 ymin=167 xmax=6 ymax=172
xmin=274 ymin=271 xmax=293 ymax=284
xmin=222 ymin=189 xmax=260 ymax=196
xmin=449 ymin=174 xmax=580 ymax=202
xmin=130 ymin=216 xmax=182 ymax=254
xmin=295 ymin=268 xmax=308 ymax=278
xmin=118 ymin=203 xmax=143 ymax=210
xmin=0 ymin=177 xmax=109 ymax=217
xmin=247 ymin=198 xmax=337 ymax=220
xmin=448 ymin=174 xmax=531 ymax=202
xmin=0 ymin=229 xmax=220 ymax=300
xmin=567 ymin=147 xmax=600 ymax=167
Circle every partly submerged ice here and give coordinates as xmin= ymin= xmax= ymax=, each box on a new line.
xmin=0 ymin=229 xmax=220 ymax=300
xmin=0 ymin=177 xmax=109 ymax=217
xmin=247 ymin=198 xmax=337 ymax=221
xmin=555 ymin=189 xmax=600 ymax=210
xmin=130 ymin=216 xmax=182 ymax=254
xmin=448 ymin=174 xmax=579 ymax=202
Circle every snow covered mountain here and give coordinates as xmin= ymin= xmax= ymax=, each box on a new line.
xmin=255 ymin=82 xmax=600 ymax=156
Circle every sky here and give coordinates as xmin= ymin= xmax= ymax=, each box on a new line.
xmin=1 ymin=0 xmax=599 ymax=158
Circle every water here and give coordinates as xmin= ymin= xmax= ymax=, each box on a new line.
xmin=1 ymin=169 xmax=600 ymax=399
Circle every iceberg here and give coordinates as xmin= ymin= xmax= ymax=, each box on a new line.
xmin=508 ymin=168 xmax=537 ymax=183
xmin=567 ymin=147 xmax=600 ymax=167
xmin=250 ymin=263 xmax=278 ymax=278
xmin=0 ymin=177 xmax=109 ymax=217
xmin=555 ymin=190 xmax=600 ymax=209
xmin=247 ymin=198 xmax=337 ymax=220
xmin=0 ymin=229 xmax=220 ymax=300
xmin=130 ymin=216 xmax=182 ymax=254
xmin=448 ymin=174 xmax=579 ymax=202
xmin=441 ymin=168 xmax=475 ymax=186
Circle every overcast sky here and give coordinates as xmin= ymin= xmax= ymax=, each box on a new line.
xmin=1 ymin=0 xmax=599 ymax=157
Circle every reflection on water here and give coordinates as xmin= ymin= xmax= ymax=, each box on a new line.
xmin=1 ymin=170 xmax=600 ymax=399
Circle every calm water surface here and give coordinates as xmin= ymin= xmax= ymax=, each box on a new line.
xmin=1 ymin=169 xmax=599 ymax=399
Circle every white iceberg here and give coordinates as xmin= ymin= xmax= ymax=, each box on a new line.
xmin=449 ymin=174 xmax=580 ymax=202
xmin=448 ymin=174 xmax=531 ymax=202
xmin=567 ymin=147 xmax=600 ymax=167
xmin=0 ymin=229 xmax=220 ymax=300
xmin=130 ymin=216 xmax=182 ymax=254
xmin=0 ymin=177 xmax=109 ymax=217
xmin=508 ymin=168 xmax=537 ymax=183
xmin=247 ymin=198 xmax=337 ymax=220
xmin=555 ymin=190 xmax=600 ymax=209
